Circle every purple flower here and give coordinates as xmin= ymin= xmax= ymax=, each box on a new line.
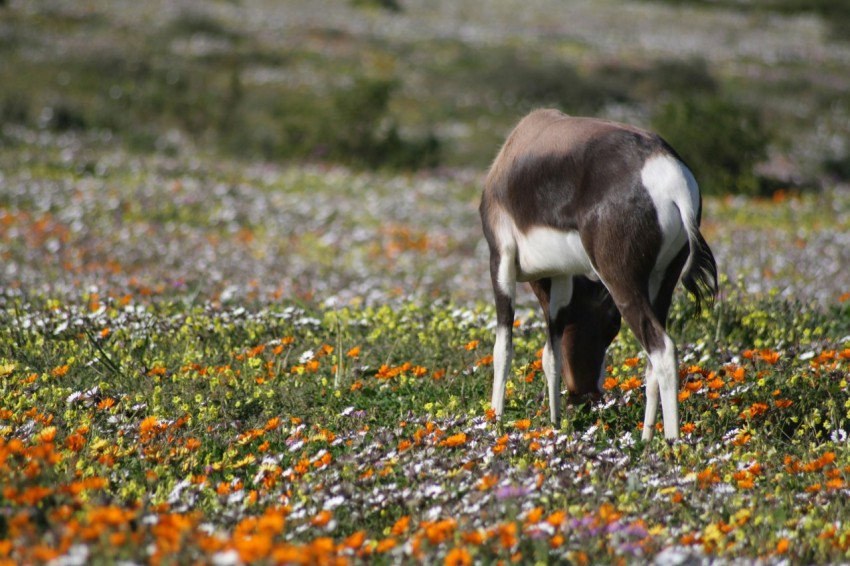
xmin=494 ymin=485 xmax=532 ymax=499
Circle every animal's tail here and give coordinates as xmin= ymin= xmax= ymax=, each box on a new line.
xmin=672 ymin=158 xmax=718 ymax=312
xmin=682 ymin=227 xmax=718 ymax=312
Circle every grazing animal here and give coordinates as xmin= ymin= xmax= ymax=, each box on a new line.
xmin=479 ymin=109 xmax=717 ymax=441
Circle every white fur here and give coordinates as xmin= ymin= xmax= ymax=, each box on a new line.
xmin=488 ymin=204 xmax=595 ymax=285
xmin=515 ymin=228 xmax=593 ymax=282
xmin=491 ymin=325 xmax=513 ymax=417
xmin=641 ymin=154 xmax=702 ymax=299
xmin=642 ymin=334 xmax=679 ymax=441
xmin=544 ymin=277 xmax=573 ymax=423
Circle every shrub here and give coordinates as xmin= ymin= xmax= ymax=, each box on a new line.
xmin=651 ymin=95 xmax=770 ymax=196
xmin=277 ymin=76 xmax=441 ymax=170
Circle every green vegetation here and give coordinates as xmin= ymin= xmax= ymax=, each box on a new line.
xmin=640 ymin=0 xmax=850 ymax=42
xmin=1 ymin=128 xmax=850 ymax=563
xmin=1 ymin=1 xmax=849 ymax=190
xmin=652 ymin=95 xmax=770 ymax=196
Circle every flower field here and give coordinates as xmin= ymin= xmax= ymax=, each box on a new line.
xmin=1 ymin=130 xmax=850 ymax=565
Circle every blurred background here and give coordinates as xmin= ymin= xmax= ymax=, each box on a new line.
xmin=2 ymin=0 xmax=850 ymax=196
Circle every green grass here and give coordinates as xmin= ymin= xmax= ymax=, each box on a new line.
xmin=1 ymin=280 xmax=850 ymax=563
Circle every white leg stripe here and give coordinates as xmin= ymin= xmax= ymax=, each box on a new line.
xmin=491 ymin=325 xmax=512 ymax=416
xmin=647 ymin=334 xmax=679 ymax=440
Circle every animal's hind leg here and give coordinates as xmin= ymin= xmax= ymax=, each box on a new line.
xmin=530 ymin=276 xmax=573 ymax=424
xmin=592 ymin=262 xmax=678 ymax=441
xmin=645 ymin=247 xmax=689 ymax=440
xmin=609 ymin=288 xmax=677 ymax=441
xmin=582 ymin=197 xmax=679 ymax=441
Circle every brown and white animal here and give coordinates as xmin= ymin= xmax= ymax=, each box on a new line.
xmin=479 ymin=109 xmax=717 ymax=441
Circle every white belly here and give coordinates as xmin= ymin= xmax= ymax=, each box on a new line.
xmin=515 ymin=226 xmax=594 ymax=282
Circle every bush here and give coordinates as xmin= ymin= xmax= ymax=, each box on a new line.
xmin=277 ymin=76 xmax=441 ymax=170
xmin=652 ymin=95 xmax=770 ymax=196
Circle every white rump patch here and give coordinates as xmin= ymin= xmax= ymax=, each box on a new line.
xmin=640 ymin=154 xmax=699 ymax=300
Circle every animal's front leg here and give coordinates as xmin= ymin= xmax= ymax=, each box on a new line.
xmin=490 ymin=251 xmax=516 ymax=418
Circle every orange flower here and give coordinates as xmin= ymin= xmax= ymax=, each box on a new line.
xmin=376 ymin=537 xmax=397 ymax=553
xmin=550 ymin=534 xmax=565 ymax=548
xmin=51 ymin=364 xmax=69 ymax=378
xmin=310 ymin=510 xmax=332 ymax=527
xmin=619 ymin=377 xmax=642 ymax=391
xmin=346 ymin=346 xmax=361 ymax=358
xmin=444 ymin=547 xmax=472 ymax=566
xmin=462 ymin=530 xmax=487 ymax=545
xmin=739 ymin=402 xmax=769 ymax=420
xmin=731 ymin=431 xmax=752 ymax=446
xmin=730 ymin=366 xmax=746 ymax=382
xmin=140 ymin=416 xmax=161 ymax=436
xmin=513 ymin=419 xmax=531 ymax=431
xmin=697 ymin=466 xmax=720 ymax=487
xmin=440 ymin=432 xmax=467 ymax=448
xmin=424 ymin=518 xmax=457 ymax=545
xmin=391 ymin=516 xmax=410 ymax=536
xmin=776 ymin=538 xmax=790 ymax=554
xmin=477 ymin=474 xmax=498 ymax=491
xmin=66 ymin=434 xmax=86 ymax=452
xmin=624 ymin=357 xmax=640 ymax=368
xmin=681 ymin=423 xmax=696 ymax=434
xmin=758 ymin=349 xmax=780 ymax=365
xmin=38 ymin=426 xmax=57 ymax=443
xmin=602 ymin=377 xmax=619 ymax=390
xmin=496 ymin=522 xmax=518 ymax=549
xmin=525 ymin=507 xmax=544 ymax=524
xmin=546 ymin=510 xmax=566 ymax=527
xmin=464 ymin=340 xmax=479 ymax=351
xmin=343 ymin=531 xmax=366 ymax=550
